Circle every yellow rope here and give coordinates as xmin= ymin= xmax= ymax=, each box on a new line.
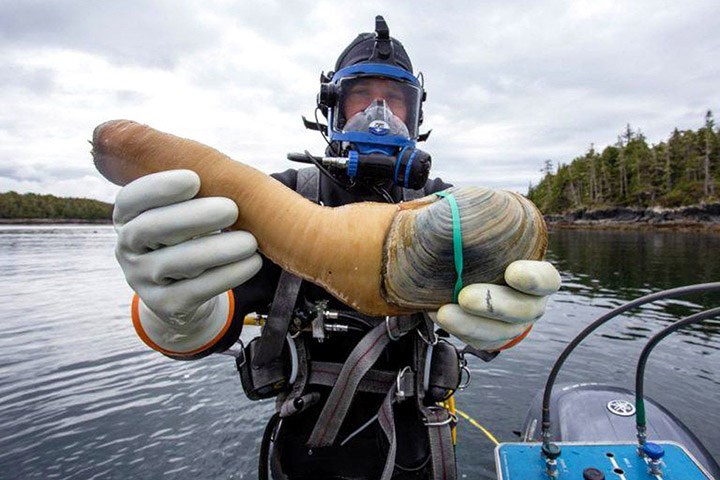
xmin=243 ymin=314 xmax=265 ymax=326
xmin=443 ymin=397 xmax=458 ymax=444
xmin=454 ymin=407 xmax=500 ymax=447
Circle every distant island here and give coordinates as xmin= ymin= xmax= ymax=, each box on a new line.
xmin=0 ymin=191 xmax=112 ymax=224
xmin=528 ymin=111 xmax=720 ymax=230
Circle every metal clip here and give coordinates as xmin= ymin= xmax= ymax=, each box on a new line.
xmin=395 ymin=366 xmax=412 ymax=400
xmin=458 ymin=356 xmax=471 ymax=390
xmin=417 ymin=328 xmax=438 ymax=346
xmin=418 ymin=312 xmax=439 ymax=345
xmin=423 ymin=406 xmax=456 ymax=427
xmin=386 ymin=316 xmax=402 ymax=341
xmin=311 ymin=301 xmax=328 ymax=342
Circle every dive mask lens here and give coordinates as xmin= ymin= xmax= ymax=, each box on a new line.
xmin=344 ymin=99 xmax=410 ymax=139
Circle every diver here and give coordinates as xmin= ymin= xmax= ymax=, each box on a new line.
xmin=112 ymin=15 xmax=561 ymax=480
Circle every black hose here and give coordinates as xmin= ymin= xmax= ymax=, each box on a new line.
xmin=315 ymin=107 xmax=333 ymax=149
xmin=371 ymin=183 xmax=395 ymax=203
xmin=337 ymin=312 xmax=375 ymax=330
xmin=303 ymin=150 xmax=350 ymax=191
xmin=541 ymin=282 xmax=720 ymax=443
xmin=259 ymin=413 xmax=281 ymax=480
xmin=635 ymin=306 xmax=720 ymax=427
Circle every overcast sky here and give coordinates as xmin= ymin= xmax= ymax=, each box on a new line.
xmin=2 ymin=0 xmax=719 ymax=202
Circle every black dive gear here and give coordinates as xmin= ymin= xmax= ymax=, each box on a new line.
xmin=230 ymin=167 xmax=461 ymax=480
xmin=287 ymin=148 xmax=431 ymax=190
xmin=301 ymin=15 xmax=432 ymax=191
xmin=237 ymin=335 xmax=298 ymax=401
xmin=423 ymin=339 xmax=463 ymax=403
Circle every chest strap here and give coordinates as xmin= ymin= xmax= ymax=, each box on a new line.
xmin=307 ymin=361 xmax=415 ymax=396
xmin=306 ymin=315 xmax=420 ymax=448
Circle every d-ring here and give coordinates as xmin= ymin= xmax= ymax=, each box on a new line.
xmin=385 ymin=316 xmax=402 ymax=341
xmin=458 ymin=364 xmax=471 ymax=390
xmin=423 ymin=406 xmax=456 ymax=427
xmin=417 ymin=328 xmax=438 ymax=346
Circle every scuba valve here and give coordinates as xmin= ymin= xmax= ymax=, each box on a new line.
xmin=292 ymin=96 xmax=432 ymax=189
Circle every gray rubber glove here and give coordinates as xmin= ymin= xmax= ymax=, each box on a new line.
xmin=114 ymin=169 xmax=262 ymax=355
xmin=429 ymin=260 xmax=561 ymax=351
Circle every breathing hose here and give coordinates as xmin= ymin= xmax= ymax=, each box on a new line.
xmin=635 ymin=306 xmax=720 ymax=428
xmin=540 ymin=282 xmax=720 ymax=444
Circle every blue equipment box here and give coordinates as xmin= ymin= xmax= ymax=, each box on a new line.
xmin=495 ymin=442 xmax=714 ymax=479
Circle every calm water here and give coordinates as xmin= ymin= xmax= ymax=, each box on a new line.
xmin=0 ymin=225 xmax=718 ymax=479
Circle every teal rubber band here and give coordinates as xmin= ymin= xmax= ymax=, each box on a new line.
xmin=435 ymin=191 xmax=464 ymax=303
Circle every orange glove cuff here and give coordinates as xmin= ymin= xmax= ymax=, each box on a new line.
xmin=131 ymin=291 xmax=235 ymax=359
xmin=497 ymin=324 xmax=533 ymax=351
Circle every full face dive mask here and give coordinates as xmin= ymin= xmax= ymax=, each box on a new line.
xmin=291 ymin=16 xmax=431 ymax=190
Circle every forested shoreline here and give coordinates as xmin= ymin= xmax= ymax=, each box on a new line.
xmin=0 ymin=191 xmax=112 ymax=223
xmin=528 ymin=111 xmax=720 ymax=228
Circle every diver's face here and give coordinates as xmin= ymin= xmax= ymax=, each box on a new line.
xmin=343 ymin=78 xmax=408 ymax=123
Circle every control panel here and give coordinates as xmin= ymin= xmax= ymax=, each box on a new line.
xmin=495 ymin=442 xmax=714 ymax=480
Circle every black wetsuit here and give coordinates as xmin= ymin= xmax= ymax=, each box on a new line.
xmin=230 ymin=169 xmax=452 ymax=480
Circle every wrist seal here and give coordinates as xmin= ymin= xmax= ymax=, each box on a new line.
xmin=131 ymin=291 xmax=236 ymax=360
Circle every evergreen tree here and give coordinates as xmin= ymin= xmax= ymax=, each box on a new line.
xmin=527 ymin=110 xmax=720 ymax=213
xmin=0 ymin=192 xmax=112 ymax=220
xmin=703 ymin=110 xmax=716 ymax=198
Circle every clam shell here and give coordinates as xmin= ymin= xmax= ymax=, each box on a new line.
xmin=382 ymin=186 xmax=547 ymax=310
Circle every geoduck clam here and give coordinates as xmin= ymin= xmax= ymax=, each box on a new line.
xmin=92 ymin=120 xmax=548 ymax=316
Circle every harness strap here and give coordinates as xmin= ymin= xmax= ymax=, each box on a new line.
xmin=252 ymin=271 xmax=302 ymax=366
xmin=377 ymin=382 xmax=400 ymax=480
xmin=253 ymin=167 xmax=320 ymax=366
xmin=422 ymin=406 xmax=457 ymax=480
xmin=412 ymin=330 xmax=457 ymax=480
xmin=296 ymin=166 xmax=321 ymax=200
xmin=306 ymin=316 xmax=420 ymax=447
xmin=277 ymin=338 xmax=310 ymax=417
xmin=308 ymin=361 xmax=415 ymax=395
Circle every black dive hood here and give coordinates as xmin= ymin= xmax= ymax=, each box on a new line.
xmin=317 ymin=15 xmax=426 ymax=128
xmin=292 ymin=16 xmax=432 ymax=195
xmin=334 ymin=15 xmax=414 ymax=74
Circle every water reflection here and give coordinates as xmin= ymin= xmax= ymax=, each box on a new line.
xmin=0 ymin=226 xmax=718 ymax=479
xmin=548 ymin=229 xmax=720 ymax=347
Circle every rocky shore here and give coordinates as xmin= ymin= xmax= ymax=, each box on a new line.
xmin=544 ymin=203 xmax=720 ymax=232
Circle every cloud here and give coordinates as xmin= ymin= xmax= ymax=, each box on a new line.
xmin=1 ymin=0 xmax=719 ymax=202
xmin=0 ymin=161 xmax=94 ymax=183
xmin=0 ymin=0 xmax=219 ymax=68
xmin=0 ymin=63 xmax=56 ymax=94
